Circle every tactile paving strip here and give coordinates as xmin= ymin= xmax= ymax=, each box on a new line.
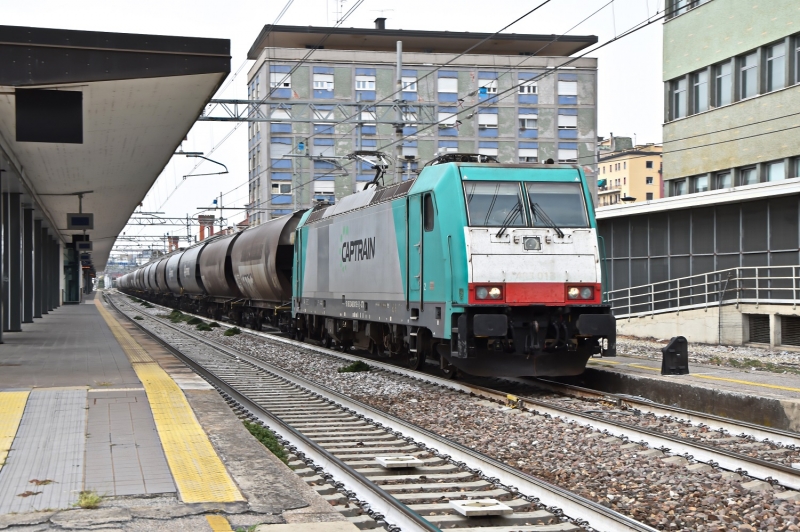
xmin=0 ymin=391 xmax=29 ymax=471
xmin=0 ymin=389 xmax=87 ymax=514
xmin=94 ymin=300 xmax=244 ymax=503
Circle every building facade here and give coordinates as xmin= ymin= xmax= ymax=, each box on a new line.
xmin=245 ymin=24 xmax=598 ymax=224
xmin=662 ymin=0 xmax=800 ymax=196
xmin=598 ymin=144 xmax=663 ymax=206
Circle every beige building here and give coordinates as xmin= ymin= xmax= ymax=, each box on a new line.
xmin=597 ymin=144 xmax=663 ymax=206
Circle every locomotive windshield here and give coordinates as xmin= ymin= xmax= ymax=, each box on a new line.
xmin=526 ymin=182 xmax=588 ymax=228
xmin=463 ymin=181 xmax=588 ymax=228
xmin=463 ymin=182 xmax=526 ymax=227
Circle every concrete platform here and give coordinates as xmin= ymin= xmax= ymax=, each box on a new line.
xmin=565 ymin=354 xmax=800 ymax=432
xmin=0 ymin=292 xmax=349 ymax=530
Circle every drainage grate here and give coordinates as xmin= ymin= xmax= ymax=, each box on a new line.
xmin=781 ymin=316 xmax=800 ymax=347
xmin=748 ymin=314 xmax=770 ymax=344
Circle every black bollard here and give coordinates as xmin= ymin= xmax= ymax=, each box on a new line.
xmin=661 ymin=336 xmax=690 ymax=375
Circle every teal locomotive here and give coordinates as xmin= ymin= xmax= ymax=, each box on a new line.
xmin=120 ymin=154 xmax=616 ymax=377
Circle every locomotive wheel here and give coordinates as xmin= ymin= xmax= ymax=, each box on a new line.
xmin=407 ymin=349 xmax=425 ymax=371
xmin=440 ymin=359 xmax=457 ymax=379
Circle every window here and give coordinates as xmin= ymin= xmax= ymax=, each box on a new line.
xmin=646 ymin=176 xmax=654 ymax=185
xmin=478 ymin=114 xmax=498 ymax=129
xmin=355 ymin=75 xmax=375 ymax=90
xmin=272 ymin=182 xmax=292 ymax=194
xmin=646 ymin=160 xmax=654 ymax=169
xmin=360 ymin=110 xmax=377 ymax=122
xmin=438 ymin=78 xmax=458 ymax=93
xmin=479 ymin=79 xmax=498 ymax=94
xmin=269 ymin=72 xmax=291 ymax=89
xmin=518 ymin=114 xmax=538 ymax=129
xmin=694 ymin=175 xmax=709 ymax=192
xmin=527 ymin=182 xmax=588 ymax=228
xmin=646 ymin=193 xmax=654 ymax=201
xmin=313 ymin=106 xmax=335 ymax=121
xmin=271 ymin=109 xmax=291 ymax=121
xmin=767 ymin=160 xmax=785 ymax=181
xmin=438 ymin=111 xmax=458 ymax=127
xmin=623 ymin=162 xmax=627 ymax=169
xmin=716 ymin=171 xmax=731 ymax=189
xmin=766 ymin=42 xmax=786 ymax=92
xmin=740 ymin=167 xmax=758 ymax=185
xmin=797 ymin=40 xmax=800 ymax=84
xmin=558 ymin=81 xmax=577 ymax=96
xmin=558 ymin=148 xmax=578 ymax=163
xmin=693 ymin=70 xmax=709 ymax=113
xmin=401 ymin=77 xmax=417 ymax=92
xmin=423 ymin=194 xmax=435 ymax=232
xmin=313 ymin=74 xmax=334 ymax=91
xmin=518 ymin=148 xmax=538 ymax=163
xmin=463 ymin=182 xmax=525 ymax=227
xmin=314 ymin=181 xmax=334 ymax=195
xmin=715 ymin=62 xmax=732 ymax=106
xmin=740 ymin=52 xmax=757 ymax=99
xmin=672 ymin=78 xmax=687 ymax=119
xmin=557 ymin=114 xmax=577 ymax=129
xmin=673 ymin=180 xmax=687 ymax=196
xmin=794 ymin=157 xmax=800 ymax=178
xmin=519 ymin=80 xmax=537 ymax=94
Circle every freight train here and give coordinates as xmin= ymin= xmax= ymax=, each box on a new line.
xmin=118 ymin=154 xmax=616 ymax=377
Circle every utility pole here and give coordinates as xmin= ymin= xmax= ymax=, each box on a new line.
xmin=218 ymin=192 xmax=224 ymax=234
xmin=394 ymin=40 xmax=403 ymax=184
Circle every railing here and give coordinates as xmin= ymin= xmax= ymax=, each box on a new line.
xmin=607 ymin=266 xmax=800 ymax=318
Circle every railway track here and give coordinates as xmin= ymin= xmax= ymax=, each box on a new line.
xmin=108 ymin=293 xmax=656 ymax=532
xmin=115 ymin=292 xmax=800 ymax=529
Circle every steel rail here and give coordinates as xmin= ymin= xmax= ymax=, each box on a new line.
xmin=108 ymin=293 xmax=656 ymax=532
xmin=107 ymin=295 xmax=437 ymax=532
xmin=530 ymin=378 xmax=800 ymax=448
xmin=118 ymin=292 xmax=800 ymax=489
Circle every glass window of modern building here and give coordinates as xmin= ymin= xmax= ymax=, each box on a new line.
xmin=716 ymin=171 xmax=732 ymax=189
xmin=313 ymin=74 xmax=334 ymax=90
xmin=519 ymin=80 xmax=537 ymax=94
xmin=401 ymin=77 xmax=417 ymax=92
xmin=766 ymin=42 xmax=786 ymax=92
xmin=693 ymin=70 xmax=709 ymax=113
xmin=519 ymin=113 xmax=537 ymax=129
xmin=270 ymin=72 xmax=291 ymax=88
xmin=739 ymin=52 xmax=758 ymax=99
xmin=355 ymin=75 xmax=375 ymax=90
xmin=714 ymin=62 xmax=732 ymax=106
xmin=767 ymin=160 xmax=785 ymax=181
xmin=740 ymin=166 xmax=758 ymax=185
xmin=672 ymin=78 xmax=687 ymax=119
xmin=694 ymin=174 xmax=709 ymax=192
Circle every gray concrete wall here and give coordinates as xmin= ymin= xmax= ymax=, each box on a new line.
xmin=617 ymin=302 xmax=800 ymax=348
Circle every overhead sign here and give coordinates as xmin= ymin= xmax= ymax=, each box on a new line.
xmin=80 ymin=253 xmax=91 ymax=261
xmin=76 ymin=241 xmax=93 ymax=251
xmin=67 ymin=213 xmax=94 ymax=230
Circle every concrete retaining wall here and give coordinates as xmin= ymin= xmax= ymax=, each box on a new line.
xmin=616 ymin=303 xmax=800 ymax=347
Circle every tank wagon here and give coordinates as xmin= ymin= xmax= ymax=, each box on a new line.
xmin=119 ymin=156 xmax=615 ymax=377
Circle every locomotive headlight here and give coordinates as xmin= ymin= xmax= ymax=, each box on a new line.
xmin=488 ymin=287 xmax=502 ymax=299
xmin=476 ymin=287 xmax=489 ymax=299
xmin=567 ymin=287 xmax=580 ymax=299
xmin=523 ymin=236 xmax=541 ymax=250
xmin=475 ymin=286 xmax=503 ymax=300
xmin=580 ymin=287 xmax=594 ymax=300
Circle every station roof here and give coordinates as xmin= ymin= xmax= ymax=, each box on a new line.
xmin=0 ymin=25 xmax=230 ymax=271
xmin=248 ymin=25 xmax=597 ymax=60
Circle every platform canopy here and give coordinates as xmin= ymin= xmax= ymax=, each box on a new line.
xmin=0 ymin=26 xmax=231 ymax=271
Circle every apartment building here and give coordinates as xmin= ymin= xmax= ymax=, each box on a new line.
xmin=662 ymin=0 xmax=800 ymax=196
xmin=598 ymin=144 xmax=663 ymax=206
xmin=244 ymin=22 xmax=598 ymax=223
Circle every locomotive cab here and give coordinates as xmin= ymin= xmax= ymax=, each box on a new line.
xmin=409 ymin=160 xmax=616 ymax=377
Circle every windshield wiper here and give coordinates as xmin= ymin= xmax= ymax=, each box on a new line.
xmin=495 ymin=203 xmax=522 ymax=238
xmin=530 ymin=202 xmax=564 ymax=238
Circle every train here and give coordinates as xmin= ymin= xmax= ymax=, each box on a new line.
xmin=118 ymin=154 xmax=616 ymax=377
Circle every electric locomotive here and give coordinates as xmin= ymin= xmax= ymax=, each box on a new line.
xmin=292 ymin=154 xmax=615 ymax=376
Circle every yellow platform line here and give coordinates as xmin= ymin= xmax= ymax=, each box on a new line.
xmin=0 ymin=391 xmax=30 ymax=470
xmin=94 ymin=300 xmax=244 ymax=503
xmin=628 ymin=364 xmax=661 ymax=372
xmin=206 ymin=515 xmax=234 ymax=532
xmin=692 ymin=374 xmax=800 ymax=393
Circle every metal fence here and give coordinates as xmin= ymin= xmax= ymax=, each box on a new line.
xmin=607 ymin=266 xmax=800 ymax=318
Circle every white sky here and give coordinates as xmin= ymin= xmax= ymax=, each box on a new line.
xmin=4 ymin=0 xmax=664 ymax=252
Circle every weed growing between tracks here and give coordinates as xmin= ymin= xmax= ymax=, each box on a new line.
xmin=337 ymin=360 xmax=371 ymax=373
xmin=224 ymin=327 xmax=242 ymax=337
xmin=134 ymin=316 xmax=144 ymax=320
xmin=75 ymin=490 xmax=102 ymax=509
xmin=242 ymin=421 xmax=288 ymax=464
